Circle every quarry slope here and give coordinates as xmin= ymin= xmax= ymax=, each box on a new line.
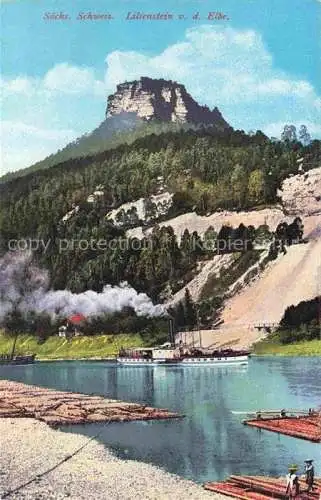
xmin=174 ymin=167 xmax=321 ymax=348
xmin=222 ymin=238 xmax=321 ymax=326
xmin=181 ymin=237 xmax=321 ymax=349
xmin=124 ymin=166 xmax=321 ymax=348
xmin=168 ymin=254 xmax=235 ymax=306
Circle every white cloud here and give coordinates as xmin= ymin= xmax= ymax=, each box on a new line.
xmin=0 ymin=76 xmax=37 ymax=95
xmin=1 ymin=63 xmax=105 ymax=98
xmin=256 ymin=79 xmax=315 ymax=98
xmin=1 ymin=64 xmax=106 ymax=174
xmin=314 ymin=97 xmax=321 ymax=109
xmin=1 ymin=120 xmax=76 ymax=141
xmin=104 ymin=26 xmax=276 ymax=103
xmin=43 ymin=63 xmax=105 ymax=96
xmin=1 ymin=25 xmax=320 ymax=174
xmin=104 ymin=25 xmax=321 ymax=134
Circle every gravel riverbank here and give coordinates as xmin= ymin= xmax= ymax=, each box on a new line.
xmin=0 ymin=418 xmax=227 ymax=499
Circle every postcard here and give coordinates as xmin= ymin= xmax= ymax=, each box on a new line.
xmin=0 ymin=0 xmax=320 ymax=498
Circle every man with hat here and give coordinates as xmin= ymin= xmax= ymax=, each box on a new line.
xmin=304 ymin=459 xmax=314 ymax=492
xmin=286 ymin=464 xmax=300 ymax=498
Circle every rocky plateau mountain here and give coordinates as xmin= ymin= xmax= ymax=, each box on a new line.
xmin=106 ymin=77 xmax=230 ymax=129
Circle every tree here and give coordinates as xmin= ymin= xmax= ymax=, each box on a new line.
xmin=180 ymin=228 xmax=195 ymax=268
xmin=127 ymin=206 xmax=140 ymax=227
xmin=267 ymin=242 xmax=278 ymax=260
xmin=286 ymin=217 xmax=304 ymax=244
xmin=217 ymin=224 xmax=233 ymax=253
xmin=3 ymin=309 xmax=25 ymax=334
xmin=231 ymin=164 xmax=248 ymax=208
xmin=144 ymin=199 xmax=157 ymax=221
xmin=203 ymin=226 xmax=216 ymax=255
xmin=175 ymin=301 xmax=186 ymax=329
xmin=115 ymin=209 xmax=126 ymax=226
xmin=248 ymin=169 xmax=264 ymax=204
xmin=196 ymin=192 xmax=210 ymax=214
xmin=298 ymin=125 xmax=311 ymax=146
xmin=191 ymin=230 xmax=204 ymax=258
xmin=255 ymin=224 xmax=271 ymax=244
xmin=180 ymin=228 xmax=191 ymax=253
xmin=281 ymin=124 xmax=297 ymax=143
xmin=232 ymin=223 xmax=254 ymax=251
xmin=275 ymin=221 xmax=289 ymax=243
xmin=184 ymin=288 xmax=197 ymax=329
xmin=171 ymin=191 xmax=194 ymax=215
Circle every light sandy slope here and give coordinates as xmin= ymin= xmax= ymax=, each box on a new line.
xmin=168 ymin=254 xmax=234 ymax=306
xmin=170 ymin=168 xmax=321 ymax=348
xmin=181 ymin=237 xmax=321 ymax=349
xmin=128 ymin=207 xmax=288 ymax=241
xmin=128 ymin=209 xmax=320 ymax=241
xmin=222 ymin=238 xmax=321 ymax=325
xmin=107 ymin=192 xmax=173 ymax=223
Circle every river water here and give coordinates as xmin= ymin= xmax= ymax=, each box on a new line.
xmin=0 ymin=356 xmax=320 ymax=484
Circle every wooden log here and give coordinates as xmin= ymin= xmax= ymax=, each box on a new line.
xmin=243 ymin=416 xmax=321 ymax=442
xmin=206 ymin=476 xmax=321 ymax=500
xmin=0 ymin=379 xmax=182 ymax=427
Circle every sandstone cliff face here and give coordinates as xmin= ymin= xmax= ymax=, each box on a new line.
xmin=106 ymin=77 xmax=230 ymax=128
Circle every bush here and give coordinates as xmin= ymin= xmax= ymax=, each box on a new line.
xmin=267 ymin=243 xmax=278 ymax=261
xmin=169 ymin=191 xmax=194 ymax=217
xmin=277 ymin=297 xmax=320 ymax=344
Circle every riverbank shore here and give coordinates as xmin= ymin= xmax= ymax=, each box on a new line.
xmin=0 ymin=332 xmax=144 ymax=360
xmin=1 ymin=332 xmax=320 ymax=361
xmin=253 ymin=338 xmax=321 ymax=356
xmin=0 ymin=418 xmax=227 ymax=499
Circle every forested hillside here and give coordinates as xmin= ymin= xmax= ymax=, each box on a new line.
xmin=0 ymin=124 xmax=320 ymax=336
xmin=2 ymin=126 xmax=320 ymax=233
xmin=0 ymin=120 xmax=194 ymax=183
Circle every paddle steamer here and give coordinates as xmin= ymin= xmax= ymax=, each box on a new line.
xmin=117 ymin=345 xmax=250 ymax=366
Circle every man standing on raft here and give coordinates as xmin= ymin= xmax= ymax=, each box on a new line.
xmin=304 ymin=459 xmax=315 ymax=493
xmin=286 ymin=465 xmax=300 ymax=498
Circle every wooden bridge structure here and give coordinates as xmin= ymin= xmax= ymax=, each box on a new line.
xmin=252 ymin=322 xmax=279 ymax=332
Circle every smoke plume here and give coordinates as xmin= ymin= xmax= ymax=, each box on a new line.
xmin=0 ymin=251 xmax=165 ymax=321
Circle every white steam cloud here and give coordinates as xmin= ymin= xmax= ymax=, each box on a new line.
xmin=0 ymin=251 xmax=165 ymax=321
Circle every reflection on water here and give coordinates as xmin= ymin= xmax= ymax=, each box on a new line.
xmin=0 ymin=357 xmax=320 ymax=483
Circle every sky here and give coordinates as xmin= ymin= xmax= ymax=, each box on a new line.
xmin=1 ymin=0 xmax=320 ymax=174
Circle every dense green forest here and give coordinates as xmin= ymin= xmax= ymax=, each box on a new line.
xmin=1 ymin=125 xmax=319 ymax=247
xmin=1 ymin=215 xmax=303 ymax=336
xmin=0 ymin=123 xmax=320 ymax=336
xmin=276 ymin=297 xmax=320 ymax=344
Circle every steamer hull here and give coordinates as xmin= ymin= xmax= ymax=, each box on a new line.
xmin=116 ymin=357 xmax=180 ymax=366
xmin=180 ymin=355 xmax=248 ymax=365
xmin=117 ymin=346 xmax=249 ymax=366
xmin=0 ymin=355 xmax=35 ymax=365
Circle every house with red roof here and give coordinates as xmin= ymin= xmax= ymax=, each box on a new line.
xmin=58 ymin=314 xmax=87 ymax=338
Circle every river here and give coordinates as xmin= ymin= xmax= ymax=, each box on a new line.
xmin=0 ymin=356 xmax=320 ymax=484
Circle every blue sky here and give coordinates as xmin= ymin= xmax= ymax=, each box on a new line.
xmin=1 ymin=0 xmax=320 ymax=173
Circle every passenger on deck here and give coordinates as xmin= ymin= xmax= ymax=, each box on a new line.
xmin=286 ymin=465 xmax=300 ymax=498
xmin=304 ymin=459 xmax=315 ymax=492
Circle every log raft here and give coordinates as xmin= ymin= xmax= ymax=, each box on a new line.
xmin=0 ymin=380 xmax=182 ymax=427
xmin=204 ymin=475 xmax=321 ymax=499
xmin=242 ymin=410 xmax=321 ymax=443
